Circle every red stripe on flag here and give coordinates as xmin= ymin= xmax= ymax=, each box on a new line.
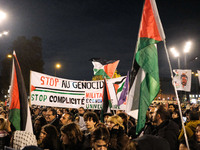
xmin=139 ymin=0 xmax=162 ymax=41
xmin=10 ymin=67 xmax=20 ymax=109
xmin=113 ymin=84 xmax=119 ymax=94
xmin=104 ymin=60 xmax=119 ymax=78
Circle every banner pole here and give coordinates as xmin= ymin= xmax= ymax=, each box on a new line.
xmin=163 ymin=40 xmax=190 ymax=150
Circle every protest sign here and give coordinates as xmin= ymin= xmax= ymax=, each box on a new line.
xmin=173 ymin=69 xmax=191 ymax=92
xmin=30 ymin=71 xmax=126 ymax=110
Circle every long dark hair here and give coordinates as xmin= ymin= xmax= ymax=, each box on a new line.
xmin=40 ymin=124 xmax=59 ymax=150
xmin=60 ymin=123 xmax=83 ymax=146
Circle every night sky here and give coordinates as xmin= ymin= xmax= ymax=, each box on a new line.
xmin=0 ymin=0 xmax=200 ymax=82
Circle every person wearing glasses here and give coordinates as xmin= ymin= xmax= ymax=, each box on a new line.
xmin=45 ymin=108 xmax=61 ymax=132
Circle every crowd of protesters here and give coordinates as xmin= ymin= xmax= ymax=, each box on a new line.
xmin=0 ymin=102 xmax=200 ymax=149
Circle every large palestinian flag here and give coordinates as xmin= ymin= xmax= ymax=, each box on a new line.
xmin=9 ymin=51 xmax=33 ymax=133
xmin=126 ymin=0 xmax=165 ymax=134
xmin=91 ymin=58 xmax=119 ymax=79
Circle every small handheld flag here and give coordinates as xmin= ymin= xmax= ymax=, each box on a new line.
xmin=91 ymin=58 xmax=119 ymax=79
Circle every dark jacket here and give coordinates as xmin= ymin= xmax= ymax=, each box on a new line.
xmin=151 ymin=120 xmax=179 ymax=150
xmin=134 ymin=134 xmax=170 ymax=150
xmin=171 ymin=117 xmax=182 ymax=130
xmin=50 ymin=117 xmax=62 ymax=133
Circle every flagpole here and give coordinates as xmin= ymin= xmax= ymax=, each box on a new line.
xmin=163 ymin=40 xmax=190 ymax=150
xmin=129 ymin=1 xmax=146 ymax=88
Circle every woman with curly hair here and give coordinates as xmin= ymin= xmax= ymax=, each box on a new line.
xmin=60 ymin=122 xmax=84 ymax=150
xmin=38 ymin=124 xmax=60 ymax=150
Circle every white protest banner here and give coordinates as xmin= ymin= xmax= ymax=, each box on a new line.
xmin=30 ymin=71 xmax=126 ymax=110
xmin=173 ymin=69 xmax=191 ymax=92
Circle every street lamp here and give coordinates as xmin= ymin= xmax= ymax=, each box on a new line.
xmin=55 ymin=63 xmax=61 ymax=76
xmin=7 ymin=54 xmax=12 ymax=58
xmin=0 ymin=10 xmax=6 ymax=22
xmin=0 ymin=31 xmax=9 ymax=37
xmin=183 ymin=41 xmax=192 ymax=69
xmin=170 ymin=47 xmax=180 ymax=69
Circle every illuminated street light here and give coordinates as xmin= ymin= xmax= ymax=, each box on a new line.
xmin=170 ymin=47 xmax=180 ymax=57
xmin=0 ymin=31 xmax=9 ymax=37
xmin=55 ymin=63 xmax=61 ymax=76
xmin=3 ymin=31 xmax=8 ymax=35
xmin=7 ymin=54 xmax=12 ymax=58
xmin=0 ymin=10 xmax=6 ymax=22
xmin=184 ymin=41 xmax=192 ymax=53
xmin=171 ymin=41 xmax=192 ymax=69
xmin=184 ymin=41 xmax=192 ymax=69
xmin=170 ymin=47 xmax=180 ymax=69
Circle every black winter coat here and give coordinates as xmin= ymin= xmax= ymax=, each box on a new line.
xmin=134 ymin=134 xmax=170 ymax=150
xmin=151 ymin=120 xmax=179 ymax=150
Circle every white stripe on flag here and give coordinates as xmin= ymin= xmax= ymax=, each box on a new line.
xmin=150 ymin=0 xmax=165 ymax=40
xmin=25 ymin=104 xmax=33 ymax=133
xmin=126 ymin=68 xmax=146 ymax=119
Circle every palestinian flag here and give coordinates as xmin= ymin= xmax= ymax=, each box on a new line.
xmin=126 ymin=0 xmax=165 ymax=134
xmin=9 ymin=51 xmax=33 ymax=133
xmin=113 ymin=77 xmax=126 ymax=101
xmin=91 ymin=58 xmax=119 ymax=79
xmin=100 ymin=78 xmax=112 ymax=122
xmin=102 ymin=78 xmax=112 ymax=114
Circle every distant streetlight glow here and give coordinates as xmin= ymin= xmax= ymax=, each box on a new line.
xmin=183 ymin=41 xmax=192 ymax=69
xmin=0 ymin=31 xmax=9 ymax=37
xmin=184 ymin=41 xmax=192 ymax=53
xmin=3 ymin=31 xmax=8 ymax=35
xmin=55 ymin=63 xmax=61 ymax=76
xmin=170 ymin=47 xmax=180 ymax=69
xmin=7 ymin=54 xmax=12 ymax=58
xmin=170 ymin=47 xmax=180 ymax=57
xmin=55 ymin=63 xmax=61 ymax=69
xmin=0 ymin=11 xmax=6 ymax=22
